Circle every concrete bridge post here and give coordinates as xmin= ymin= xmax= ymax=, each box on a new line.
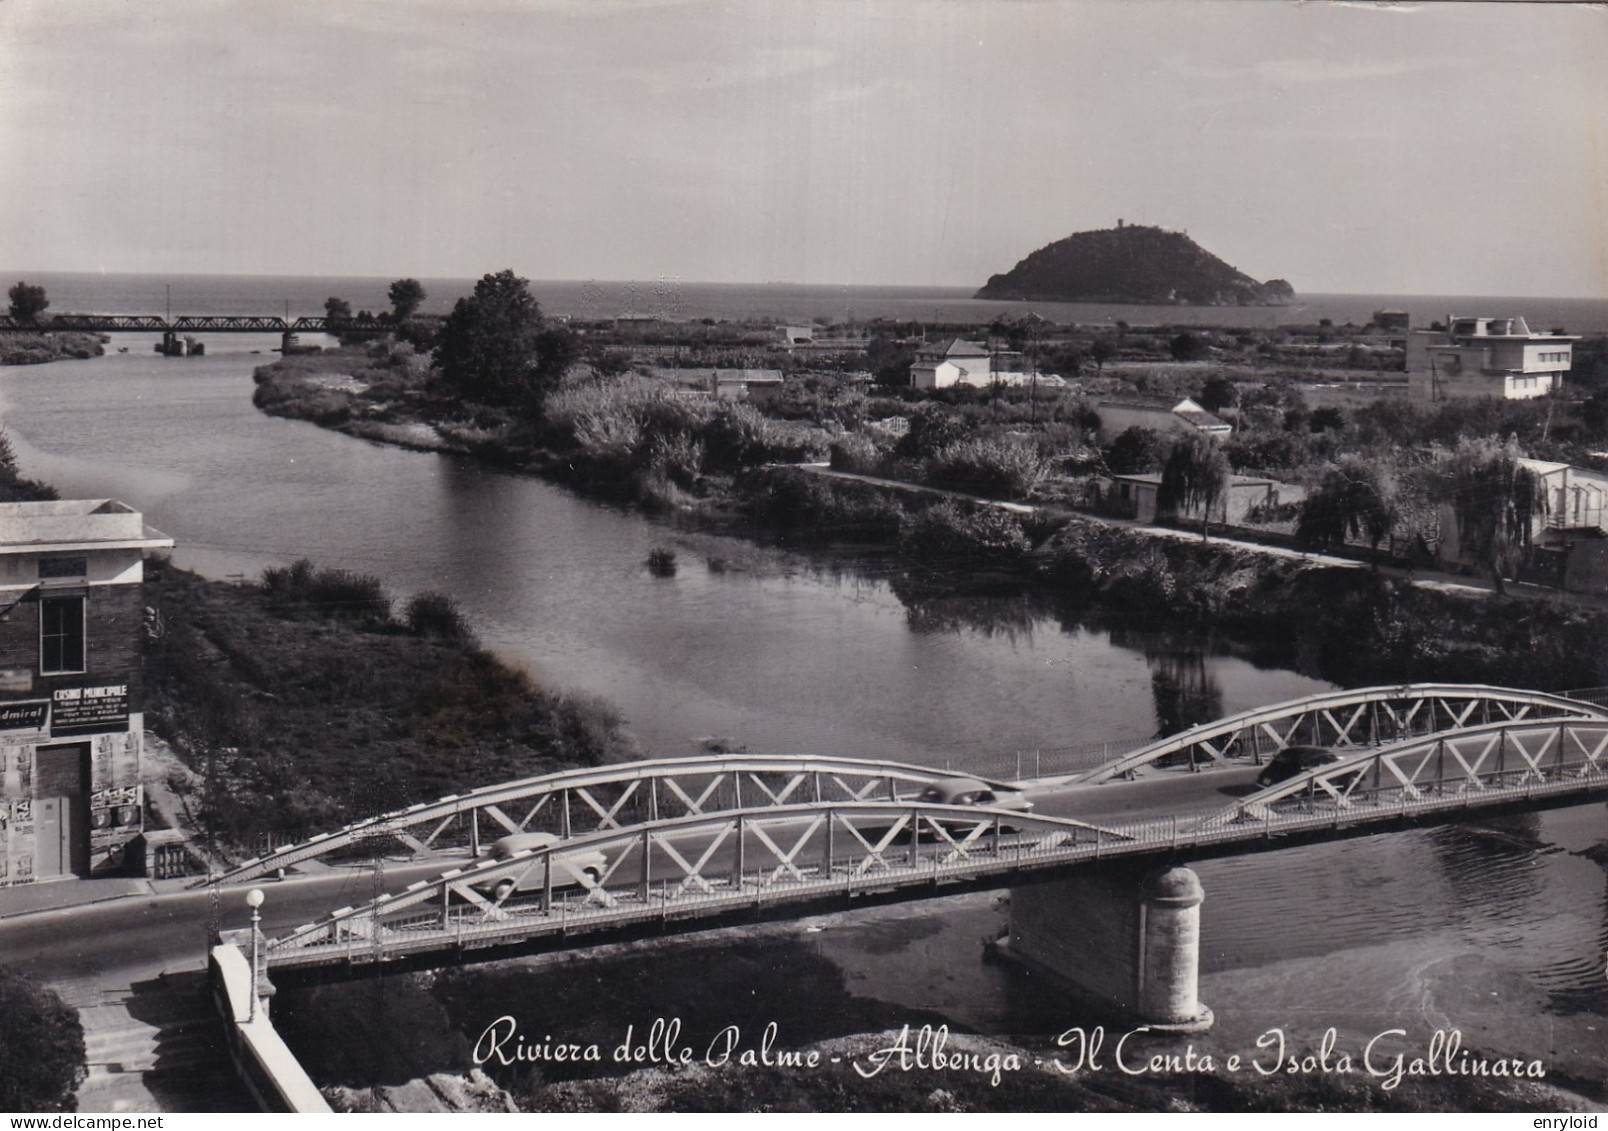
xmin=1003 ymin=863 xmax=1212 ymax=1032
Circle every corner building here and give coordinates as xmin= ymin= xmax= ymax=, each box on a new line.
xmin=0 ymin=500 xmax=173 ymax=883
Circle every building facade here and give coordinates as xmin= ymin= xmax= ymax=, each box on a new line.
xmin=0 ymin=500 xmax=172 ymax=884
xmin=909 ymin=339 xmax=992 ymax=388
xmin=1406 ymin=316 xmax=1578 ymax=401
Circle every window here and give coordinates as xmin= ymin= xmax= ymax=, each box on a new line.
xmin=40 ymin=596 xmax=85 ymax=674
xmin=38 ymin=556 xmax=87 ymax=581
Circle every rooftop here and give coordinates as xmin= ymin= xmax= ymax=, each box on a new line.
xmin=0 ymin=499 xmax=174 ymax=554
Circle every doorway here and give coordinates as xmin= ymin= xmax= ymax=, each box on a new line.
xmin=34 ymin=743 xmax=90 ymax=878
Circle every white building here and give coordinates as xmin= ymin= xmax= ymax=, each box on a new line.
xmin=910 ymin=339 xmax=992 ymax=388
xmin=1094 ymin=398 xmax=1231 ymax=442
xmin=1406 ymin=316 xmax=1578 ymax=401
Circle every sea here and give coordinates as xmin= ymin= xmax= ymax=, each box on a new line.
xmin=6 ymin=270 xmax=1608 ymax=334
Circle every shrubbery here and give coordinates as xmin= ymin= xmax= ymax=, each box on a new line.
xmin=925 ymin=437 xmax=1046 ymax=499
xmin=0 ymin=967 xmax=85 ymax=1111
xmin=262 ymin=559 xmax=392 ymax=621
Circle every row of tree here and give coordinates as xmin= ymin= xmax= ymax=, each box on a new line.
xmin=1150 ymin=429 xmax=1548 ymax=594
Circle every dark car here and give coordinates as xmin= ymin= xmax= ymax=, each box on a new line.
xmin=1255 ymin=745 xmax=1362 ymax=790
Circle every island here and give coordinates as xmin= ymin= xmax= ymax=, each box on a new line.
xmin=975 ymin=223 xmax=1295 ymax=306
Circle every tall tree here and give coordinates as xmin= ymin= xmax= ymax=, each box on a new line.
xmin=1440 ymin=437 xmax=1548 ymax=595
xmin=433 ymin=270 xmax=568 ymax=407
xmin=387 ymin=278 xmax=426 ymax=322
xmin=1296 ymin=455 xmax=1397 ymax=560
xmin=324 ymin=296 xmax=353 ymax=322
xmin=0 ymin=967 xmax=86 ymax=1111
xmin=1156 ymin=431 xmax=1230 ymax=539
xmin=7 ymin=281 xmax=48 ymax=323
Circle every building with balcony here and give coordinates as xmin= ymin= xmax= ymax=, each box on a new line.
xmin=1406 ymin=316 xmax=1578 ymax=401
xmin=0 ymin=500 xmax=172 ymax=884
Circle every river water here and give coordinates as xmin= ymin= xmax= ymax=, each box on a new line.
xmin=2 ymin=334 xmax=1604 ymax=1104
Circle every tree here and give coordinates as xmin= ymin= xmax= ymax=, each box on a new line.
xmin=387 ymin=278 xmax=426 ymax=322
xmin=433 ymin=270 xmax=567 ymax=407
xmin=1169 ymin=331 xmax=1206 ymax=362
xmin=1089 ymin=338 xmax=1114 ymax=375
xmin=324 ymin=296 xmax=353 ymax=322
xmin=7 ymin=281 xmax=48 ymax=323
xmin=1198 ymin=375 xmax=1237 ymax=414
xmin=0 ymin=967 xmax=86 ymax=1111
xmin=1296 ymin=455 xmax=1397 ymax=559
xmin=1439 ymin=437 xmax=1548 ymax=595
xmin=865 ymin=335 xmax=917 ymax=386
xmin=1156 ymin=432 xmax=1230 ymax=538
xmin=1104 ymin=425 xmax=1169 ymax=474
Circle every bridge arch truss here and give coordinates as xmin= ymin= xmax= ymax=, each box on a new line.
xmin=263 ymin=714 xmax=1608 ymax=973
xmin=1075 ymin=684 xmax=1608 ymax=784
xmin=197 ymin=755 xmax=1021 ymax=888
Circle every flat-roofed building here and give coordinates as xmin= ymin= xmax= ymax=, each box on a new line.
xmin=1407 ymin=315 xmax=1578 ymax=401
xmin=0 ymin=500 xmax=172 ymax=884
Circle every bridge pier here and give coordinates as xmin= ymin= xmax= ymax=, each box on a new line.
xmin=1003 ymin=863 xmax=1212 ymax=1032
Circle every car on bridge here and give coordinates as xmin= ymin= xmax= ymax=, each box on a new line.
xmin=911 ymin=777 xmax=1034 ymax=832
xmin=471 ymin=832 xmax=608 ymax=901
xmin=1255 ymin=745 xmax=1364 ymax=791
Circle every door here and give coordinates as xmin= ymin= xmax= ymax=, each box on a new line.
xmin=33 ymin=744 xmax=90 ymax=878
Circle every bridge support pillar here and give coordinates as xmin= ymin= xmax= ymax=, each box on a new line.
xmin=1004 ymin=863 xmax=1211 ymax=1032
xmin=281 ymin=331 xmax=297 ymax=354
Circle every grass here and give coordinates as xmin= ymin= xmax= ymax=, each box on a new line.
xmin=143 ymin=558 xmax=635 ymax=851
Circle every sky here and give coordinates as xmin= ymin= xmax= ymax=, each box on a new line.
xmin=0 ymin=0 xmax=1605 ymax=297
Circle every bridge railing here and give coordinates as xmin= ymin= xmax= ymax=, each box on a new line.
xmin=263 ymin=721 xmax=1608 ymax=971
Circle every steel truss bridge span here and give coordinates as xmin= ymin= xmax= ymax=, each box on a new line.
xmin=1075 ymin=684 xmax=1608 ymax=784
xmin=196 ymin=755 xmax=1022 ymax=889
xmin=263 ymin=715 xmax=1608 ymax=974
xmin=0 ymin=314 xmax=378 ymax=335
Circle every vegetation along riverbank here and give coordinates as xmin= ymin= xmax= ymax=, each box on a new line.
xmin=251 ymin=271 xmax=1608 ymax=695
xmin=143 ymin=556 xmax=634 ymax=858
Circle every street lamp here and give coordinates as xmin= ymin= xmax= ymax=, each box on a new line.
xmin=245 ymin=888 xmax=265 ymax=1022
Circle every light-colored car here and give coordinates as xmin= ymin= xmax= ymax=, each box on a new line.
xmin=472 ymin=832 xmax=608 ymax=901
xmin=911 ymin=777 xmax=1034 ymax=831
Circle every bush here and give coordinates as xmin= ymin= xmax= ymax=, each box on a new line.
xmin=262 ymin=559 xmax=392 ymax=621
xmin=925 ymin=437 xmax=1046 ymax=499
xmin=895 ymin=402 xmax=973 ymax=459
xmin=828 ymin=432 xmax=881 ymax=474
xmin=0 ymin=967 xmax=85 ymax=1111
xmin=404 ymin=591 xmax=473 ymax=641
xmin=901 ymin=502 xmax=1030 ymax=563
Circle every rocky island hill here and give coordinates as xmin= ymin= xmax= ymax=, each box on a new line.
xmin=976 ymin=223 xmax=1295 ymax=306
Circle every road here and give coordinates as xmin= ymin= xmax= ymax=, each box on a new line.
xmin=0 ymin=764 xmax=1255 ymax=992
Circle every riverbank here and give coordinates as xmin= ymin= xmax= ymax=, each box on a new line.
xmin=273 ymin=893 xmax=1606 ymax=1114
xmin=251 ymin=346 xmax=1608 ymax=695
xmin=0 ymin=331 xmax=105 ymax=367
xmin=142 ymin=557 xmax=636 ymax=856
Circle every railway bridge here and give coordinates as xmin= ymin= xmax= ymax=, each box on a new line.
xmin=0 ymin=312 xmax=384 ymax=353
xmin=203 ymin=684 xmax=1607 ymax=1040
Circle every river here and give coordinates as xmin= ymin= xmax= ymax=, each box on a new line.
xmin=2 ymin=337 xmax=1603 ymax=1106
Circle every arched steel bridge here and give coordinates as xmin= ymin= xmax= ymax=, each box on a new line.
xmin=1071 ymin=683 xmax=1607 ymax=783
xmin=200 ymin=683 xmax=1608 ymax=890
xmin=0 ymin=314 xmax=382 ymax=335
xmin=196 ymin=755 xmax=1025 ymax=888
xmin=259 ymin=711 xmax=1608 ymax=973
